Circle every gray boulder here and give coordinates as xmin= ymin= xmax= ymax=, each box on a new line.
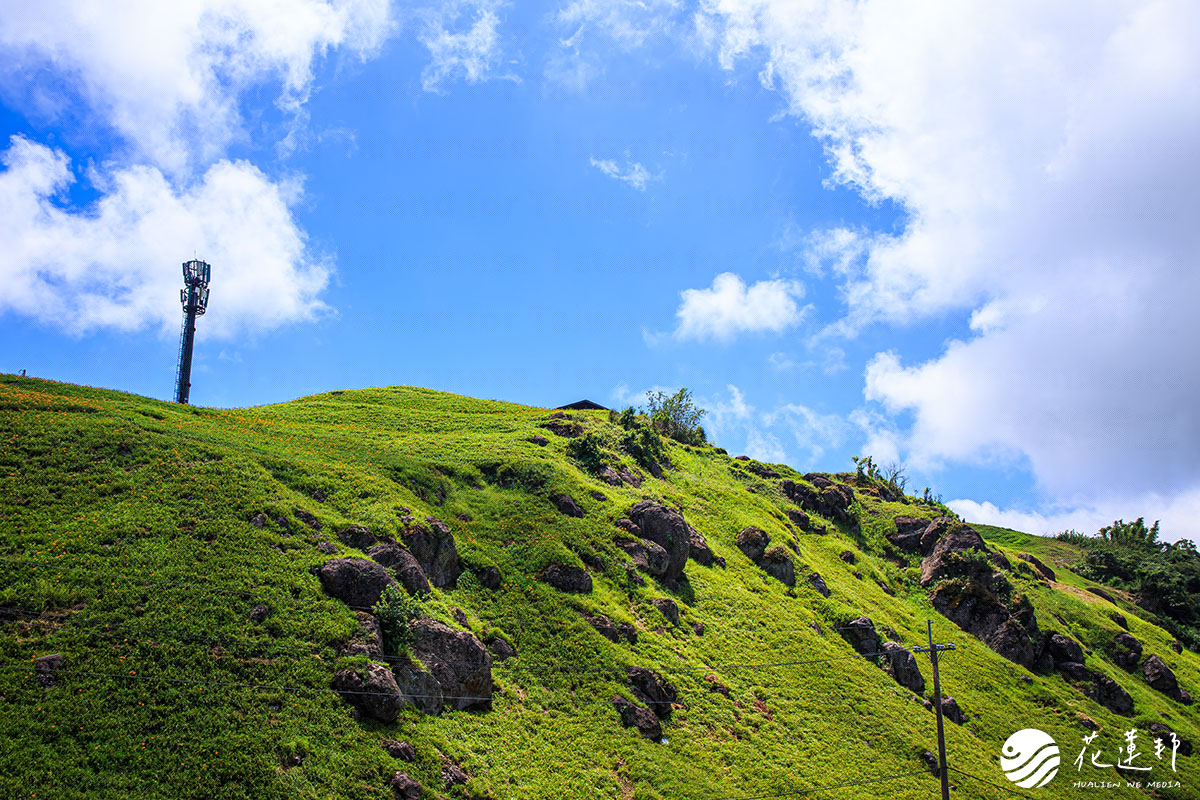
xmin=735 ymin=527 xmax=770 ymax=563
xmin=1112 ymin=632 xmax=1142 ymax=671
xmin=628 ymin=501 xmax=693 ymax=581
xmin=1143 ymin=655 xmax=1193 ymax=704
xmin=319 ymin=558 xmax=395 ymax=608
xmin=940 ymin=696 xmax=965 ymax=725
xmin=759 ymin=547 xmax=795 ymax=586
xmin=881 ymin=641 xmax=925 ymax=693
xmin=1046 ymin=633 xmax=1085 ymax=666
xmin=382 ymin=739 xmax=416 ymax=761
xmin=612 ymin=695 xmax=661 ymax=740
xmin=627 ymin=666 xmax=678 ymax=719
xmin=340 ymin=611 xmax=384 ymax=657
xmin=394 ymin=618 xmax=493 ymax=714
xmin=551 ymin=493 xmax=584 ymax=518
xmin=651 ymin=597 xmax=680 ymax=627
xmin=367 ymin=543 xmax=431 ymax=596
xmin=542 ymin=562 xmax=592 ymax=593
xmin=331 ymin=662 xmax=405 ymax=722
xmin=401 ymin=517 xmax=462 ymax=589
xmin=390 ymin=772 xmax=422 ymax=800
xmin=840 ymin=617 xmax=880 ymax=655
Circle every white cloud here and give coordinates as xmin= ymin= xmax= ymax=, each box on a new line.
xmin=0 ymin=136 xmax=329 ymax=339
xmin=700 ymin=1 xmax=1200 ymax=528
xmin=556 ymin=0 xmax=681 ymax=50
xmin=673 ymin=272 xmax=807 ymax=341
xmin=0 ymin=2 xmax=393 ymax=337
xmin=764 ymin=403 xmax=849 ymax=463
xmin=700 ymin=384 xmax=845 ymax=467
xmin=419 ymin=0 xmax=517 ymax=93
xmin=589 ymin=156 xmax=659 ymax=191
xmin=0 ymin=0 xmax=392 ymax=175
xmin=951 ymin=489 xmax=1200 ymax=544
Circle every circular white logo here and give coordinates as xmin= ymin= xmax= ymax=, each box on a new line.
xmin=1001 ymin=728 xmax=1060 ymax=789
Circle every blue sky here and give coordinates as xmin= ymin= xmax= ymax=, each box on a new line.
xmin=2 ymin=1 xmax=1199 ymax=540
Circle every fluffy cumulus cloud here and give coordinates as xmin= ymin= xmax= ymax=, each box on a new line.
xmin=0 ymin=0 xmax=392 ymax=337
xmin=0 ymin=0 xmax=392 ymax=174
xmin=0 ymin=137 xmax=329 ymax=339
xmin=673 ymin=272 xmax=807 ymax=341
xmin=700 ymin=0 xmax=1200 ymax=534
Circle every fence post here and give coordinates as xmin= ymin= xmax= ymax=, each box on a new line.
xmin=928 ymin=619 xmax=950 ymax=800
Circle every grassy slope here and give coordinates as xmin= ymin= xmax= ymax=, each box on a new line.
xmin=1 ymin=375 xmax=1197 ymax=799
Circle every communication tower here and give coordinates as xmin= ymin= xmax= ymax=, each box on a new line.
xmin=173 ymin=259 xmax=211 ymax=404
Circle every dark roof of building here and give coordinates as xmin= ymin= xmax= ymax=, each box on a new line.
xmin=555 ymin=399 xmax=609 ymax=411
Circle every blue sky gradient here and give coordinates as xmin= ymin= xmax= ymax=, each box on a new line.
xmin=2 ymin=1 xmax=1198 ymax=539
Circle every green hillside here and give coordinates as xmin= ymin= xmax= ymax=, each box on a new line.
xmin=1 ymin=375 xmax=1197 ymax=799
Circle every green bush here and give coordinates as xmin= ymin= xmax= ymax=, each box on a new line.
xmin=373 ymin=583 xmax=426 ymax=654
xmin=566 ymin=434 xmax=606 ymax=473
xmin=645 ymin=388 xmax=706 ymax=445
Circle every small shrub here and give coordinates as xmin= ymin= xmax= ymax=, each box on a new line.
xmin=645 ymin=389 xmax=706 ymax=445
xmin=566 ymin=434 xmax=606 ymax=473
xmin=373 ymin=583 xmax=426 ymax=654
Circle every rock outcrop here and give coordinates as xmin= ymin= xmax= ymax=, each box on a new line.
xmin=340 ymin=611 xmax=384 ymax=657
xmin=651 ymin=597 xmax=680 ymax=627
xmin=551 ymin=493 xmax=584 ymax=518
xmin=400 ymin=517 xmax=462 ymax=589
xmin=336 ymin=524 xmax=379 ymax=551
xmin=586 ymin=614 xmax=638 ymax=644
xmin=390 ymin=772 xmax=422 ymax=800
xmin=1112 ymin=632 xmax=1143 ymax=671
xmin=687 ymin=528 xmax=722 ymax=567
xmin=1018 ymin=552 xmax=1056 ymax=581
xmin=393 ymin=618 xmax=493 ymax=714
xmin=880 ymin=641 xmax=925 ymax=694
xmin=381 ymin=739 xmax=417 ymax=761
xmin=1142 ymin=655 xmax=1193 ymax=704
xmin=940 ymin=696 xmax=965 ymax=725
xmin=887 ymin=517 xmax=949 ymax=556
xmin=627 ymin=667 xmax=678 ymax=719
xmin=782 ymin=476 xmax=857 ymax=528
xmin=541 ymin=562 xmax=592 ymax=593
xmin=366 ymin=543 xmax=431 ymax=596
xmin=759 ymin=547 xmax=795 ymax=587
xmin=735 ymin=527 xmax=769 ymax=563
xmin=920 ymin=524 xmax=1042 ymax=670
xmin=735 ymin=527 xmax=794 ymax=586
xmin=612 ymin=695 xmax=661 ymax=740
xmin=319 ymin=558 xmax=395 ymax=608
xmin=839 ymin=617 xmax=924 ymax=692
xmin=1057 ymin=662 xmax=1135 ymax=715
xmin=332 ymin=662 xmax=406 ymax=722
xmin=839 ymin=617 xmax=880 ymax=655
xmin=628 ymin=501 xmax=693 ymax=582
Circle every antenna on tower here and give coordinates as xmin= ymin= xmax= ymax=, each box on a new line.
xmin=174 ymin=259 xmax=211 ymax=404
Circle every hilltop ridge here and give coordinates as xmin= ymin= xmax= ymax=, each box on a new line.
xmin=1 ymin=375 xmax=1197 ymax=799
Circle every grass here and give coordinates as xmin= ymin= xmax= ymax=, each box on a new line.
xmin=1 ymin=374 xmax=1197 ymax=798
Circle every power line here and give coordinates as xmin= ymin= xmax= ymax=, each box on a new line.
xmin=5 ymin=615 xmax=955 ymax=678
xmin=2 ymin=603 xmax=957 ymax=675
xmin=947 ymin=766 xmax=1038 ymax=799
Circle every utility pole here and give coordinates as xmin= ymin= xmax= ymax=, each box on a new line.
xmin=928 ymin=619 xmax=951 ymax=800
xmin=174 ymin=259 xmax=211 ymax=404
